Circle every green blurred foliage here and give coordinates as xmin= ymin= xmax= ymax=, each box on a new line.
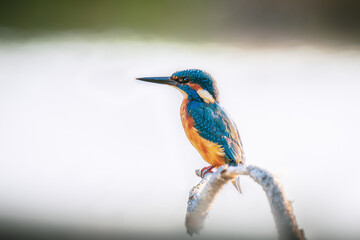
xmin=0 ymin=0 xmax=359 ymax=43
xmin=0 ymin=0 xmax=211 ymax=40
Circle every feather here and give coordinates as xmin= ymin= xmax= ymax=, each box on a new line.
xmin=187 ymin=101 xmax=244 ymax=165
xmin=232 ymin=176 xmax=242 ymax=194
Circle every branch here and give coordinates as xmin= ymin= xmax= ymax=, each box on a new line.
xmin=185 ymin=165 xmax=305 ymax=240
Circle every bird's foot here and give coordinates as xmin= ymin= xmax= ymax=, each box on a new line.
xmin=200 ymin=165 xmax=215 ymax=178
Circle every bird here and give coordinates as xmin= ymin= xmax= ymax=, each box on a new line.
xmin=136 ymin=69 xmax=245 ymax=193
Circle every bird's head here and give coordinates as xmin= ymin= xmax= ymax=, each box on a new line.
xmin=136 ymin=69 xmax=219 ymax=104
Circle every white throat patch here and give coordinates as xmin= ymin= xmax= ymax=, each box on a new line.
xmin=197 ymin=89 xmax=215 ymax=104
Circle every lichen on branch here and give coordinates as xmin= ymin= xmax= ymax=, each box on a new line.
xmin=185 ymin=165 xmax=305 ymax=240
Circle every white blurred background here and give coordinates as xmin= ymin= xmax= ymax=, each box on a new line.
xmin=1 ymin=36 xmax=360 ymax=239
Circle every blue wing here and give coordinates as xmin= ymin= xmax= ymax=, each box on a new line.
xmin=187 ymin=101 xmax=245 ymax=165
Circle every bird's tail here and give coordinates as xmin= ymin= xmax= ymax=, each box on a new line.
xmin=231 ymin=176 xmax=242 ymax=194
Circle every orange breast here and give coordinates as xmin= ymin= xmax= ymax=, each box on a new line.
xmin=180 ymin=99 xmax=226 ymax=167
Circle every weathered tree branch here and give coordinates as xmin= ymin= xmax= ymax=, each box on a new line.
xmin=185 ymin=165 xmax=305 ymax=240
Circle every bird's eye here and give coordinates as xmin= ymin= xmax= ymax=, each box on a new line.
xmin=179 ymin=77 xmax=189 ymax=83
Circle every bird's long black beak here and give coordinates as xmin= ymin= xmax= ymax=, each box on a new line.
xmin=136 ymin=77 xmax=177 ymax=86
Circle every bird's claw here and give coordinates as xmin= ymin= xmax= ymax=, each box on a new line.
xmin=200 ymin=165 xmax=215 ymax=178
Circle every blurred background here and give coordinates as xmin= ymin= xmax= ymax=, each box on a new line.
xmin=1 ymin=0 xmax=360 ymax=239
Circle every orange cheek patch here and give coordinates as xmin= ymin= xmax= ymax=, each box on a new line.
xmin=187 ymin=83 xmax=202 ymax=91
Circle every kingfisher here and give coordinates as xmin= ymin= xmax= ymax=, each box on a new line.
xmin=136 ymin=69 xmax=245 ymax=192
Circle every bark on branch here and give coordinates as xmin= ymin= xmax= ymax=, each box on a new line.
xmin=185 ymin=165 xmax=305 ymax=240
